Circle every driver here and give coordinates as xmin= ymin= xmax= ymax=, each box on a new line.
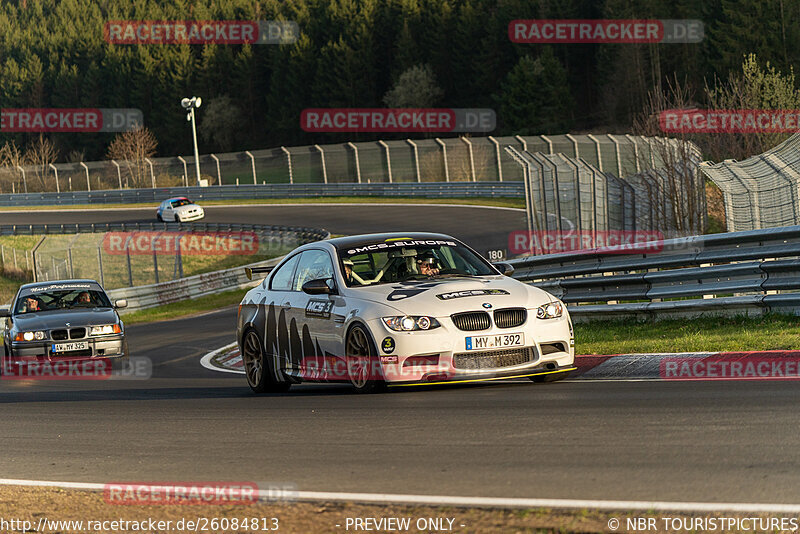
xmin=21 ymin=296 xmax=42 ymax=313
xmin=416 ymin=251 xmax=440 ymax=276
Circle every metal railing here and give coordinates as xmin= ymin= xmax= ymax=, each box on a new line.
xmin=0 ymin=134 xmax=685 ymax=194
xmin=509 ymin=225 xmax=800 ymax=321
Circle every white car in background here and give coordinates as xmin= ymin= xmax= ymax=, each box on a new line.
xmin=237 ymin=232 xmax=575 ymax=393
xmin=156 ymin=197 xmax=205 ymax=222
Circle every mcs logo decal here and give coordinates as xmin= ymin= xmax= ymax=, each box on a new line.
xmin=305 ymin=299 xmax=333 ymax=319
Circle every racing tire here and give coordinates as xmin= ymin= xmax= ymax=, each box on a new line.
xmin=156 ymin=213 xmax=163 ymax=222
xmin=530 ymin=369 xmax=571 ymax=383
xmin=241 ymin=329 xmax=291 ymax=394
xmin=345 ymin=324 xmax=386 ymax=394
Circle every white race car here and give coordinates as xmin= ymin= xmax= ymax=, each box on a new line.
xmin=156 ymin=197 xmax=205 ymax=222
xmin=237 ymin=232 xmax=575 ymax=393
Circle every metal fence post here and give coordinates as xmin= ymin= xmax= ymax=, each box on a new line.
xmin=515 ymin=135 xmax=527 ymax=152
xmin=177 ymin=156 xmax=188 ymax=187
xmin=111 ymin=159 xmax=122 ymax=189
xmin=144 ymin=158 xmax=155 ymax=188
xmin=153 ymin=247 xmax=159 ymax=284
xmin=565 ymin=134 xmax=580 ymax=158
xmin=587 ymin=134 xmax=603 ymax=171
xmin=347 ymin=143 xmax=361 ymax=183
xmin=68 ymin=248 xmax=74 ymax=277
xmin=378 ymin=141 xmax=392 ymax=183
xmin=406 ymin=139 xmax=421 ymax=182
xmin=625 ymin=134 xmax=642 ymax=172
xmin=245 ymin=151 xmax=257 ymax=184
xmin=435 ymin=138 xmax=449 ymax=182
xmin=488 ymin=136 xmax=503 ymax=181
xmin=460 ymin=137 xmax=476 ymax=181
xmin=607 ymin=134 xmax=623 ymax=176
xmin=540 ymin=135 xmax=554 ymax=154
xmin=16 ymin=165 xmax=27 ymax=193
xmin=281 ymin=146 xmax=293 ymax=184
xmin=49 ymin=163 xmax=60 ymax=193
xmin=80 ymin=161 xmax=90 ymax=191
xmin=314 ymin=145 xmax=328 ymax=184
xmin=210 ymin=154 xmax=222 ymax=185
xmin=126 ymin=246 xmax=133 ymax=287
xmin=97 ymin=246 xmax=104 ymax=286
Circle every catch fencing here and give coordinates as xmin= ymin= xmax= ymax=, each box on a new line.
xmin=0 ymin=223 xmax=328 ymax=291
xmin=509 ymin=224 xmax=800 ymax=321
xmin=701 ymin=131 xmax=800 ymax=232
xmin=505 ymin=144 xmax=704 ymax=255
xmin=0 ymin=134 xmax=688 ymax=193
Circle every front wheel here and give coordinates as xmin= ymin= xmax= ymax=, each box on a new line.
xmin=241 ymin=329 xmax=290 ymax=394
xmin=345 ymin=324 xmax=385 ymax=393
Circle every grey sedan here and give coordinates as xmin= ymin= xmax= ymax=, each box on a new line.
xmin=1 ymin=280 xmax=129 ymax=369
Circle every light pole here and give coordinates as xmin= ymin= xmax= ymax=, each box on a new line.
xmin=180 ymin=96 xmax=203 ymax=186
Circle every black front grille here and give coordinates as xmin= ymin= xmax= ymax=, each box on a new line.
xmin=453 ymin=347 xmax=534 ymax=370
xmin=69 ymin=328 xmax=86 ymax=339
xmin=451 ymin=311 xmax=491 ymax=331
xmin=494 ymin=308 xmax=527 ymax=329
xmin=51 ymin=329 xmax=68 ymax=341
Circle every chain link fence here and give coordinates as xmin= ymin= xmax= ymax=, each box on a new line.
xmin=0 ymin=134 xmax=687 ymax=193
xmin=701 ymin=132 xmax=800 ymax=232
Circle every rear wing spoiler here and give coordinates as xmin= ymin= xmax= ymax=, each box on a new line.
xmin=244 ymin=266 xmax=275 ymax=281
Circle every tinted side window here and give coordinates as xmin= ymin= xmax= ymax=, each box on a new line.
xmin=293 ymin=250 xmax=334 ymax=291
xmin=270 ymin=254 xmax=301 ymax=291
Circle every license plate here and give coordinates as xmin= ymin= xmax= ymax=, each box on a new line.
xmin=52 ymin=341 xmax=89 ymax=353
xmin=465 ymin=332 xmax=524 ymax=350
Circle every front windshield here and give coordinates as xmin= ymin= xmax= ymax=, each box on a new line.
xmin=171 ymin=199 xmax=192 ymax=207
xmin=15 ymin=289 xmax=112 ymax=315
xmin=339 ymin=241 xmax=496 ymax=287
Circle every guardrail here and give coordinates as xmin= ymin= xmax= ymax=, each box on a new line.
xmin=107 ymin=256 xmax=283 ymax=312
xmin=509 ymin=225 xmax=800 ymax=321
xmin=0 ymin=182 xmax=523 ymax=207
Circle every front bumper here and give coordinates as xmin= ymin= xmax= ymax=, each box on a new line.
xmin=9 ymin=334 xmax=126 ymax=360
xmin=178 ymin=210 xmax=204 ymax=222
xmin=363 ymin=313 xmax=574 ymax=384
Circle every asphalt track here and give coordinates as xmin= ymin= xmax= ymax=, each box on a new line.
xmin=1 ymin=204 xmax=799 ymax=507
xmin=0 ymin=204 xmax=524 ymax=256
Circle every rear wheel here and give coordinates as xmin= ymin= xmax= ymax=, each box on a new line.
xmin=242 ymin=329 xmax=290 ymax=394
xmin=346 ymin=324 xmax=385 ymax=393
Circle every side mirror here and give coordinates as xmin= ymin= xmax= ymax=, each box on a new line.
xmin=493 ymin=262 xmax=515 ymax=276
xmin=0 ymin=308 xmax=10 ymax=318
xmin=302 ymin=279 xmax=332 ymax=295
xmin=114 ymin=299 xmax=128 ymax=309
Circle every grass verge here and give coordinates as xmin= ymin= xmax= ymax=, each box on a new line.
xmin=120 ymin=288 xmax=248 ymax=325
xmin=0 ymin=196 xmax=526 ymax=211
xmin=576 ymin=314 xmax=800 ymax=355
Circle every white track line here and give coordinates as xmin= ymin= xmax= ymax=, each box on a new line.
xmin=0 ymin=478 xmax=798 ymax=512
xmin=199 ymin=342 xmax=243 ymax=375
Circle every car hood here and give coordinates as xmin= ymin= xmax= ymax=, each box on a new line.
xmin=12 ymin=308 xmax=119 ymax=330
xmin=344 ymin=276 xmax=555 ymax=315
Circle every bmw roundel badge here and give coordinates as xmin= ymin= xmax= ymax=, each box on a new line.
xmin=482 ymin=303 xmax=492 ymax=309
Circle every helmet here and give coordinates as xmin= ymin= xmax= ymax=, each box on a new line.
xmin=416 ymin=250 xmax=437 ymax=265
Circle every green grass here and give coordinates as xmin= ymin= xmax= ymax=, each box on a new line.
xmin=0 ymin=196 xmax=525 ymax=211
xmin=120 ymin=288 xmax=248 ymax=324
xmin=576 ymin=314 xmax=800 ymax=355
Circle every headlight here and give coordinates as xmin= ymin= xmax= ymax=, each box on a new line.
xmin=382 ymin=316 xmax=441 ymax=331
xmin=90 ymin=324 xmax=122 ymax=336
xmin=15 ymin=331 xmax=46 ymax=342
xmin=536 ymin=301 xmax=563 ymax=319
